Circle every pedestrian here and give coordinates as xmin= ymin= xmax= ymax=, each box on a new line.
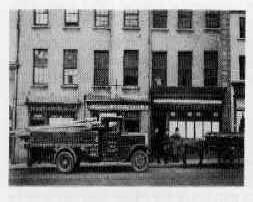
xmin=153 ymin=127 xmax=162 ymax=164
xmin=162 ymin=128 xmax=170 ymax=164
xmin=170 ymin=127 xmax=182 ymax=162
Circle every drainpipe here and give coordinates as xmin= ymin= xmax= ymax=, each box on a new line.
xmin=14 ymin=9 xmax=20 ymax=130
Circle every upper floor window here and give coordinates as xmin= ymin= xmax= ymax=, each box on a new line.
xmin=95 ymin=10 xmax=110 ymax=28
xmin=152 ymin=52 xmax=167 ymax=87
xmin=63 ymin=49 xmax=78 ymax=85
xmin=239 ymin=55 xmax=245 ymax=80
xmin=205 ymin=11 xmax=220 ymax=29
xmin=153 ymin=10 xmax=167 ymax=28
xmin=123 ymin=50 xmax=138 ymax=86
xmin=33 ymin=49 xmax=48 ymax=85
xmin=239 ymin=17 xmax=245 ymax=39
xmin=204 ymin=51 xmax=218 ymax=86
xmin=178 ymin=51 xmax=192 ymax=87
xmin=64 ymin=10 xmax=79 ymax=27
xmin=123 ymin=10 xmax=139 ymax=28
xmin=94 ymin=50 xmax=109 ymax=86
xmin=178 ymin=10 xmax=192 ymax=29
xmin=34 ymin=9 xmax=49 ymax=26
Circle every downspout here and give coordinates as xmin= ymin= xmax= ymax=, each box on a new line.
xmin=14 ymin=9 xmax=20 ymax=130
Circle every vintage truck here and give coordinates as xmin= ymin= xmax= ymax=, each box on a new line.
xmin=21 ymin=115 xmax=149 ymax=173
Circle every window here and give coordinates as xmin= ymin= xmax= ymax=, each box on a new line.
xmin=205 ymin=11 xmax=220 ymax=28
xmin=152 ymin=52 xmax=167 ymax=87
xmin=178 ymin=51 xmax=192 ymax=87
xmin=153 ymin=10 xmax=167 ymax=28
xmin=178 ymin=10 xmax=192 ymax=29
xmin=33 ymin=9 xmax=49 ymax=26
xmin=94 ymin=51 xmax=109 ymax=86
xmin=95 ymin=10 xmax=110 ymax=28
xmin=204 ymin=51 xmax=218 ymax=86
xmin=63 ymin=49 xmax=78 ymax=85
xmin=239 ymin=17 xmax=245 ymax=39
xmin=123 ymin=10 xmax=139 ymax=28
xmin=33 ymin=49 xmax=48 ymax=85
xmin=239 ymin=55 xmax=245 ymax=80
xmin=124 ymin=111 xmax=140 ymax=132
xmin=123 ymin=50 xmax=138 ymax=86
xmin=64 ymin=10 xmax=79 ymax=27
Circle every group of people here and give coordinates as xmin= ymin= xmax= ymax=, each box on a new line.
xmin=152 ymin=127 xmax=182 ymax=164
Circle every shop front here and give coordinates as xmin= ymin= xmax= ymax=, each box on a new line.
xmin=151 ymin=87 xmax=225 ymax=139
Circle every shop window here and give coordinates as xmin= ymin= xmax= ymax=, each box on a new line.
xmin=64 ymin=10 xmax=79 ymax=27
xmin=239 ymin=55 xmax=245 ymax=80
xmin=94 ymin=50 xmax=109 ymax=86
xmin=63 ymin=49 xmax=78 ymax=85
xmin=124 ymin=111 xmax=140 ymax=132
xmin=239 ymin=17 xmax=245 ymax=39
xmin=187 ymin=122 xmax=194 ymax=138
xmin=152 ymin=10 xmax=167 ymax=28
xmin=204 ymin=51 xmax=218 ymax=86
xmin=123 ymin=50 xmax=138 ymax=86
xmin=178 ymin=10 xmax=192 ymax=29
xmin=33 ymin=49 xmax=48 ymax=85
xmin=195 ymin=121 xmax=203 ymax=139
xmin=178 ymin=51 xmax=192 ymax=87
xmin=205 ymin=11 xmax=220 ymax=29
xmin=33 ymin=9 xmax=49 ymax=26
xmin=152 ymin=52 xmax=167 ymax=87
xmin=123 ymin=10 xmax=139 ymax=28
xmin=95 ymin=10 xmax=110 ymax=28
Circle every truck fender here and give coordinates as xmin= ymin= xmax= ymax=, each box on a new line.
xmin=129 ymin=144 xmax=149 ymax=159
xmin=54 ymin=147 xmax=77 ymax=164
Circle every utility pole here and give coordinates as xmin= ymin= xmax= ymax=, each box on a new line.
xmin=14 ymin=9 xmax=20 ymax=130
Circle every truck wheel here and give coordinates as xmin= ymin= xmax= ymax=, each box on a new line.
xmin=131 ymin=150 xmax=149 ymax=172
xmin=56 ymin=151 xmax=74 ymax=173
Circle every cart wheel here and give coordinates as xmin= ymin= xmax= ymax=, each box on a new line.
xmin=131 ymin=149 xmax=149 ymax=172
xmin=56 ymin=151 xmax=74 ymax=173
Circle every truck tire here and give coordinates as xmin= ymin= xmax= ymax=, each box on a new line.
xmin=56 ymin=151 xmax=74 ymax=173
xmin=131 ymin=149 xmax=149 ymax=172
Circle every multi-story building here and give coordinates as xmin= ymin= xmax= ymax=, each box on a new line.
xmin=230 ymin=10 xmax=245 ymax=132
xmin=9 ymin=9 xmax=244 ymax=162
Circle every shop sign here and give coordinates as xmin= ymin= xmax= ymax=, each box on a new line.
xmin=88 ymin=104 xmax=148 ymax=111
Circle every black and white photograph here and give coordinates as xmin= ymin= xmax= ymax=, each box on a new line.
xmin=8 ymin=8 xmax=246 ymax=187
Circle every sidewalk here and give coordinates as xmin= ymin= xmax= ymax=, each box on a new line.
xmin=9 ymin=158 xmax=229 ymax=170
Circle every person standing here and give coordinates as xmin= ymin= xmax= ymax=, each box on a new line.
xmin=153 ymin=127 xmax=162 ymax=164
xmin=170 ymin=127 xmax=182 ymax=162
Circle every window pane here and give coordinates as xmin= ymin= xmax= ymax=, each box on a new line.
xmin=152 ymin=52 xmax=167 ymax=87
xmin=187 ymin=121 xmax=194 ymax=138
xmin=34 ymin=9 xmax=48 ymax=25
xmin=95 ymin=10 xmax=109 ymax=27
xmin=178 ymin=51 xmax=192 ymax=87
xmin=204 ymin=51 xmax=218 ymax=86
xmin=203 ymin=121 xmax=212 ymax=136
xmin=64 ymin=49 xmax=77 ymax=69
xmin=124 ymin=10 xmax=139 ymax=28
xmin=65 ymin=9 xmax=79 ymax=25
xmin=153 ymin=10 xmax=167 ymax=28
xmin=123 ymin=50 xmax=138 ymax=86
xmin=205 ymin=11 xmax=220 ymax=28
xmin=34 ymin=67 xmax=48 ymax=84
xmin=94 ymin=51 xmax=109 ymax=86
xmin=33 ymin=49 xmax=48 ymax=84
xmin=178 ymin=10 xmax=192 ymax=29
xmin=239 ymin=55 xmax=245 ymax=80
xmin=64 ymin=69 xmax=77 ymax=85
xmin=124 ymin=111 xmax=140 ymax=132
xmin=212 ymin=122 xmax=220 ymax=132
xmin=177 ymin=121 xmax=186 ymax=138
xmin=239 ymin=17 xmax=245 ymax=38
xmin=195 ymin=121 xmax=203 ymax=139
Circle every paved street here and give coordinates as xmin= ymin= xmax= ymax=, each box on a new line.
xmin=9 ymin=163 xmax=243 ymax=186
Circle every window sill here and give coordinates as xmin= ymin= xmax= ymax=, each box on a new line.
xmin=31 ymin=84 xmax=48 ymax=89
xmin=151 ymin=28 xmax=169 ymax=32
xmin=237 ymin=38 xmax=245 ymax=41
xmin=176 ymin=28 xmax=194 ymax=33
xmin=63 ymin=26 xmax=80 ymax=30
xmin=61 ymin=84 xmax=79 ymax=89
xmin=122 ymin=86 xmax=140 ymax=91
xmin=93 ymin=27 xmax=111 ymax=30
xmin=203 ymin=28 xmax=221 ymax=33
xmin=93 ymin=86 xmax=111 ymax=90
xmin=122 ymin=27 xmax=141 ymax=31
xmin=32 ymin=25 xmax=50 ymax=29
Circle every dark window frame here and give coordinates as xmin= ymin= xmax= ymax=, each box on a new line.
xmin=205 ymin=11 xmax=220 ymax=29
xmin=94 ymin=10 xmax=110 ymax=28
xmin=239 ymin=17 xmax=245 ymax=39
xmin=33 ymin=9 xmax=49 ymax=26
xmin=63 ymin=49 xmax=78 ymax=85
xmin=204 ymin=50 xmax=218 ymax=87
xmin=152 ymin=10 xmax=168 ymax=28
xmin=123 ymin=10 xmax=139 ymax=28
xmin=123 ymin=50 xmax=139 ymax=86
xmin=64 ymin=9 xmax=79 ymax=27
xmin=239 ymin=55 xmax=245 ymax=80
xmin=94 ymin=50 xmax=109 ymax=86
xmin=123 ymin=111 xmax=140 ymax=132
xmin=33 ymin=49 xmax=48 ymax=85
xmin=178 ymin=51 xmax=192 ymax=87
xmin=178 ymin=10 xmax=193 ymax=29
xmin=152 ymin=51 xmax=167 ymax=87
